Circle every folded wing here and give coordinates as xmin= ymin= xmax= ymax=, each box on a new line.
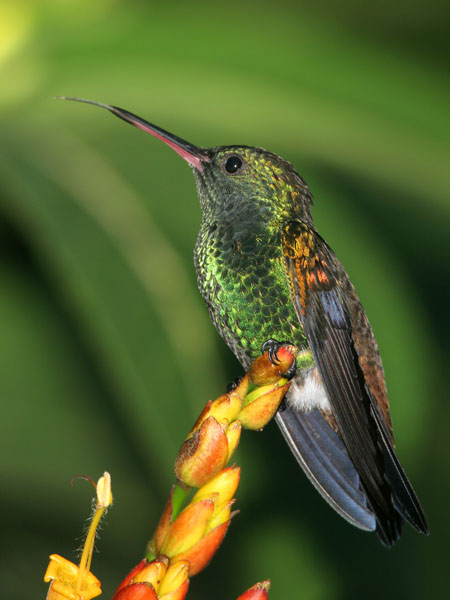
xmin=281 ymin=220 xmax=428 ymax=545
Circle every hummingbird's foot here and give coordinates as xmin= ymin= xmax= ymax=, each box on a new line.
xmin=262 ymin=338 xmax=283 ymax=365
xmin=281 ymin=359 xmax=297 ymax=380
xmin=227 ymin=375 xmax=244 ymax=393
xmin=261 ymin=339 xmax=297 ymax=380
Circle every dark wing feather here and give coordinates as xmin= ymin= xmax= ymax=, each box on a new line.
xmin=282 ymin=220 xmax=428 ymax=544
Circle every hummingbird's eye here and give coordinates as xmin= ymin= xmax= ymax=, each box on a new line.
xmin=224 ymin=155 xmax=243 ymax=174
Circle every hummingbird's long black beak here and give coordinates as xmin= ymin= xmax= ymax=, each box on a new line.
xmin=58 ymin=97 xmax=210 ymax=171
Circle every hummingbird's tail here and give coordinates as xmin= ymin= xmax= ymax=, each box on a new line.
xmin=368 ymin=399 xmax=430 ymax=541
xmin=275 ymin=402 xmax=429 ymax=545
xmin=275 ymin=407 xmax=377 ymax=532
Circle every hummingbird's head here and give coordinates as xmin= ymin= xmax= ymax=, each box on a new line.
xmin=192 ymin=145 xmax=313 ymax=226
xmin=59 ymin=98 xmax=313 ymax=226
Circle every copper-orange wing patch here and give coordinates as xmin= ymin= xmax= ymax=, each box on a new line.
xmin=282 ymin=221 xmax=334 ymax=315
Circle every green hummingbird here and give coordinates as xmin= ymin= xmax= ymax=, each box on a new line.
xmin=63 ymin=98 xmax=429 ymax=546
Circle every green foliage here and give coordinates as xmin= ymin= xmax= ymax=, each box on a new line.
xmin=0 ymin=1 xmax=448 ymax=599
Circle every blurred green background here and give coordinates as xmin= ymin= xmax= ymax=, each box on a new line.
xmin=0 ymin=1 xmax=448 ymax=598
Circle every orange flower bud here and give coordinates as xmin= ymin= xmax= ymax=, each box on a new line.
xmin=113 ymin=582 xmax=158 ymax=600
xmin=204 ymin=500 xmax=235 ymax=533
xmin=236 ymin=580 xmax=271 ymax=600
xmin=242 ymin=383 xmax=274 ymax=408
xmin=232 ymin=374 xmax=250 ymax=401
xmin=225 ymin=420 xmax=242 ymax=462
xmin=209 ymin=392 xmax=242 ymax=425
xmin=112 ymin=558 xmax=171 ymax=600
xmin=113 ymin=559 xmax=149 ymax=595
xmin=175 ymin=416 xmax=229 ymax=487
xmin=239 ymin=382 xmax=291 ymax=430
xmin=189 ymin=400 xmax=213 ymax=435
xmin=147 ymin=486 xmax=176 ymax=556
xmin=161 ymin=498 xmax=215 ymax=557
xmin=192 ymin=466 xmax=240 ymax=508
xmin=159 ymin=579 xmax=189 ymax=600
xmin=158 ymin=561 xmax=189 ymax=599
xmin=171 ymin=519 xmax=231 ymax=576
xmin=249 ymin=345 xmax=297 ymax=385
xmin=133 ymin=556 xmax=168 ymax=591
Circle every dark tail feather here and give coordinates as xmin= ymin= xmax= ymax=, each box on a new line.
xmin=370 ymin=404 xmax=430 ymax=536
xmin=275 ymin=407 xmax=377 ymax=532
xmin=371 ymin=500 xmax=403 ymax=547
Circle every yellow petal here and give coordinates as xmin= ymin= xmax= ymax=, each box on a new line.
xmin=209 ymin=392 xmax=242 ymax=424
xmin=192 ymin=466 xmax=240 ymax=507
xmin=44 ymin=554 xmax=101 ymax=600
xmin=158 ymin=561 xmax=189 ymax=597
xmin=204 ymin=500 xmax=234 ymax=533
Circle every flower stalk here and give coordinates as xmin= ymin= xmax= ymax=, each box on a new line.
xmin=42 ymin=344 xmax=298 ymax=599
xmin=116 ymin=343 xmax=297 ymax=599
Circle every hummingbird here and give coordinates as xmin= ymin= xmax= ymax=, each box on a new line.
xmin=62 ymin=97 xmax=429 ymax=546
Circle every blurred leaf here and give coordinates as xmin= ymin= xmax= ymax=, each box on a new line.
xmin=0 ymin=133 xmax=224 ymax=478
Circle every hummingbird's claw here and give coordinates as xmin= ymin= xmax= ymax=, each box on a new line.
xmin=261 ymin=339 xmax=282 ymax=365
xmin=280 ymin=359 xmax=297 ymax=380
xmin=261 ymin=339 xmax=297 ymax=379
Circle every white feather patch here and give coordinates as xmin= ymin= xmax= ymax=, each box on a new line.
xmin=286 ymin=369 xmax=331 ymax=413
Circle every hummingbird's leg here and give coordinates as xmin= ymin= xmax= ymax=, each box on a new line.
xmin=261 ymin=339 xmax=298 ymax=380
xmin=227 ymin=376 xmax=244 ymax=393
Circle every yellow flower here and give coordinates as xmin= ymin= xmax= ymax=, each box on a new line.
xmin=43 ymin=472 xmax=113 ymax=600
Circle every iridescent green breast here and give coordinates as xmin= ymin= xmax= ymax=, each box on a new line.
xmin=194 ymin=219 xmax=307 ymax=368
